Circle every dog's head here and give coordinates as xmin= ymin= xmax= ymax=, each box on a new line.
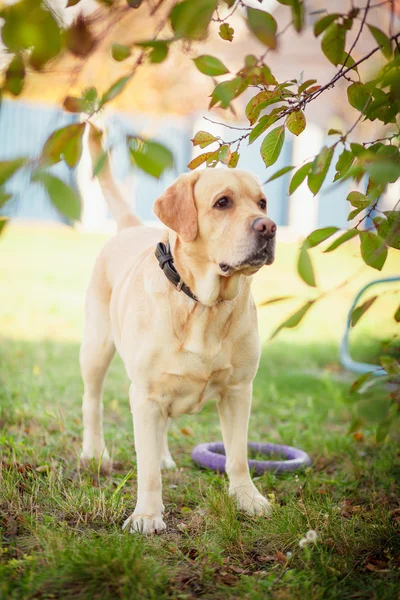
xmin=154 ymin=169 xmax=276 ymax=277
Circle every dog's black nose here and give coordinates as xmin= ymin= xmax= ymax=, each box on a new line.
xmin=252 ymin=217 xmax=276 ymax=239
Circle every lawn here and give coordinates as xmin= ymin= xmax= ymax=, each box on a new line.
xmin=0 ymin=223 xmax=399 ymax=600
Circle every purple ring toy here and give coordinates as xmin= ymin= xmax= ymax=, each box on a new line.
xmin=192 ymin=442 xmax=312 ymax=474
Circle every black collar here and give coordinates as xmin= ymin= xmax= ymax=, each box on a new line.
xmin=155 ymin=241 xmax=198 ymax=302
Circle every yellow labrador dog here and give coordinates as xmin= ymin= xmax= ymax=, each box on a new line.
xmin=80 ymin=132 xmax=276 ymax=534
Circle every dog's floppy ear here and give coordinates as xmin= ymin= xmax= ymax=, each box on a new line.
xmin=153 ymin=172 xmax=199 ymax=242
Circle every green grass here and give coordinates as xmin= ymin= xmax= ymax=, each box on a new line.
xmin=0 ymin=224 xmax=399 ymax=600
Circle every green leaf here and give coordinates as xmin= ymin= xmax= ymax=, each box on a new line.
xmin=261 ymin=65 xmax=278 ymax=86
xmin=100 ymin=76 xmax=130 ymax=106
xmin=357 ymin=396 xmax=392 ymax=424
xmin=1 ymin=0 xmax=61 ymax=69
xmin=82 ymin=87 xmax=98 ymax=112
xmin=328 ymin=128 xmax=342 ymax=136
xmin=321 ymin=23 xmax=346 ymax=66
xmin=209 ymin=77 xmax=244 ymax=109
xmin=150 ymin=42 xmax=169 ymax=63
xmin=363 ymin=158 xmax=400 ymax=185
xmin=334 ymin=149 xmax=354 ymax=181
xmin=271 ymin=300 xmax=315 ymax=339
xmin=266 ymin=165 xmax=294 ymax=183
xmin=394 ymin=304 xmax=400 ymax=322
xmin=324 ymin=229 xmax=359 ymax=252
xmin=298 ymin=79 xmax=317 ymax=94
xmin=348 ymin=206 xmax=364 ymax=221
xmin=41 ymin=123 xmax=85 ymax=168
xmin=170 ymin=0 xmax=217 ymax=40
xmin=291 ymin=0 xmax=304 ymax=33
xmin=289 ymin=162 xmax=312 ymax=194
xmin=249 ymin=109 xmax=283 ymax=144
xmin=246 ymin=7 xmax=277 ymax=49
xmin=218 ymin=145 xmax=231 ymax=164
xmin=380 ymin=354 xmax=400 ymax=375
xmin=298 ymin=244 xmax=316 ymax=287
xmin=33 ymin=172 xmax=81 ymax=220
xmin=112 ymin=43 xmax=131 ymax=62
xmin=350 ymin=143 xmax=365 ymax=157
xmin=219 ymin=23 xmax=234 ymax=42
xmin=4 ymin=53 xmax=25 ymax=96
xmin=245 ymin=91 xmax=282 ymax=125
xmin=347 ymin=416 xmax=364 ymax=434
xmin=340 ymin=52 xmax=358 ymax=72
xmin=0 ymin=216 xmax=9 ymax=236
xmin=347 ymin=82 xmax=372 ymax=112
xmin=258 ymin=296 xmax=292 ymax=307
xmin=130 ymin=140 xmax=173 ymax=178
xmin=191 ymin=131 xmax=218 ymax=149
xmin=228 ymin=151 xmax=239 ymax=168
xmin=367 ymin=24 xmax=392 ymax=59
xmin=136 ymin=40 xmax=169 ymax=63
xmin=314 ymin=13 xmax=341 ymax=37
xmin=383 ymin=210 xmax=400 ymax=250
xmin=0 ymin=190 xmax=12 ymax=208
xmin=351 ymin=371 xmax=374 ymax=393
xmin=359 ymin=231 xmax=387 ymax=271
xmin=376 ymin=420 xmax=391 ymax=443
xmin=260 ymin=126 xmax=285 ymax=167
xmin=351 ymin=295 xmax=377 ymax=327
xmin=374 ymin=211 xmax=400 ymax=249
xmin=286 ymin=110 xmax=306 ymax=136
xmin=305 ymin=226 xmax=339 ymax=248
xmin=0 ymin=158 xmax=26 ymax=185
xmin=308 ymin=146 xmax=334 ymax=195
xmin=249 ymin=116 xmax=270 ymax=144
xmin=347 ymin=191 xmax=370 ymax=209
xmin=93 ymin=151 xmax=107 ymax=177
xmin=193 ymin=55 xmax=229 ymax=76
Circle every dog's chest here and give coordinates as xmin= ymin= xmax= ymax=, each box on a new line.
xmin=148 ymin=311 xmax=235 ymax=417
xmin=149 ymin=353 xmax=233 ymax=417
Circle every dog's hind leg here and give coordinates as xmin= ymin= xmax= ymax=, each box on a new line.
xmin=160 ymin=419 xmax=176 ymax=470
xmin=79 ymin=285 xmax=115 ymax=474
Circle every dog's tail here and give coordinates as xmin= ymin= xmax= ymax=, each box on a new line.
xmin=88 ymin=125 xmax=142 ymax=231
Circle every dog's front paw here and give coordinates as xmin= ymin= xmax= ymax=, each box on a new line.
xmin=230 ymin=485 xmax=272 ymax=516
xmin=122 ymin=513 xmax=166 ymax=535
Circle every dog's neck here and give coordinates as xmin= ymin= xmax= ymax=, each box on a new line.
xmin=169 ymin=233 xmax=245 ymax=307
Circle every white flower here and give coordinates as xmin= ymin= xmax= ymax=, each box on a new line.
xmin=286 ymin=552 xmax=293 ymax=559
xmin=299 ymin=537 xmax=308 ymax=548
xmin=306 ymin=530 xmax=318 ymax=542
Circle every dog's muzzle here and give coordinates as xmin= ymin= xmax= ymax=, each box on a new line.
xmin=219 ymin=220 xmax=276 ymax=274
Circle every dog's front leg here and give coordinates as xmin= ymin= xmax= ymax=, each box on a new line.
xmin=217 ymin=383 xmax=271 ymax=516
xmin=123 ymin=386 xmax=167 ymax=534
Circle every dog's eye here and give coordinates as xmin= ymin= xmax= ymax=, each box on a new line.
xmin=259 ymin=199 xmax=267 ymax=211
xmin=214 ymin=196 xmax=232 ymax=210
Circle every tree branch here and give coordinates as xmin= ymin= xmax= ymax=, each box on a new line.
xmin=224 ymin=31 xmax=400 ymax=147
xmin=340 ymin=0 xmax=371 ymax=73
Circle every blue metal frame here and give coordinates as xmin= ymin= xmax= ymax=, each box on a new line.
xmin=340 ymin=276 xmax=400 ymax=376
